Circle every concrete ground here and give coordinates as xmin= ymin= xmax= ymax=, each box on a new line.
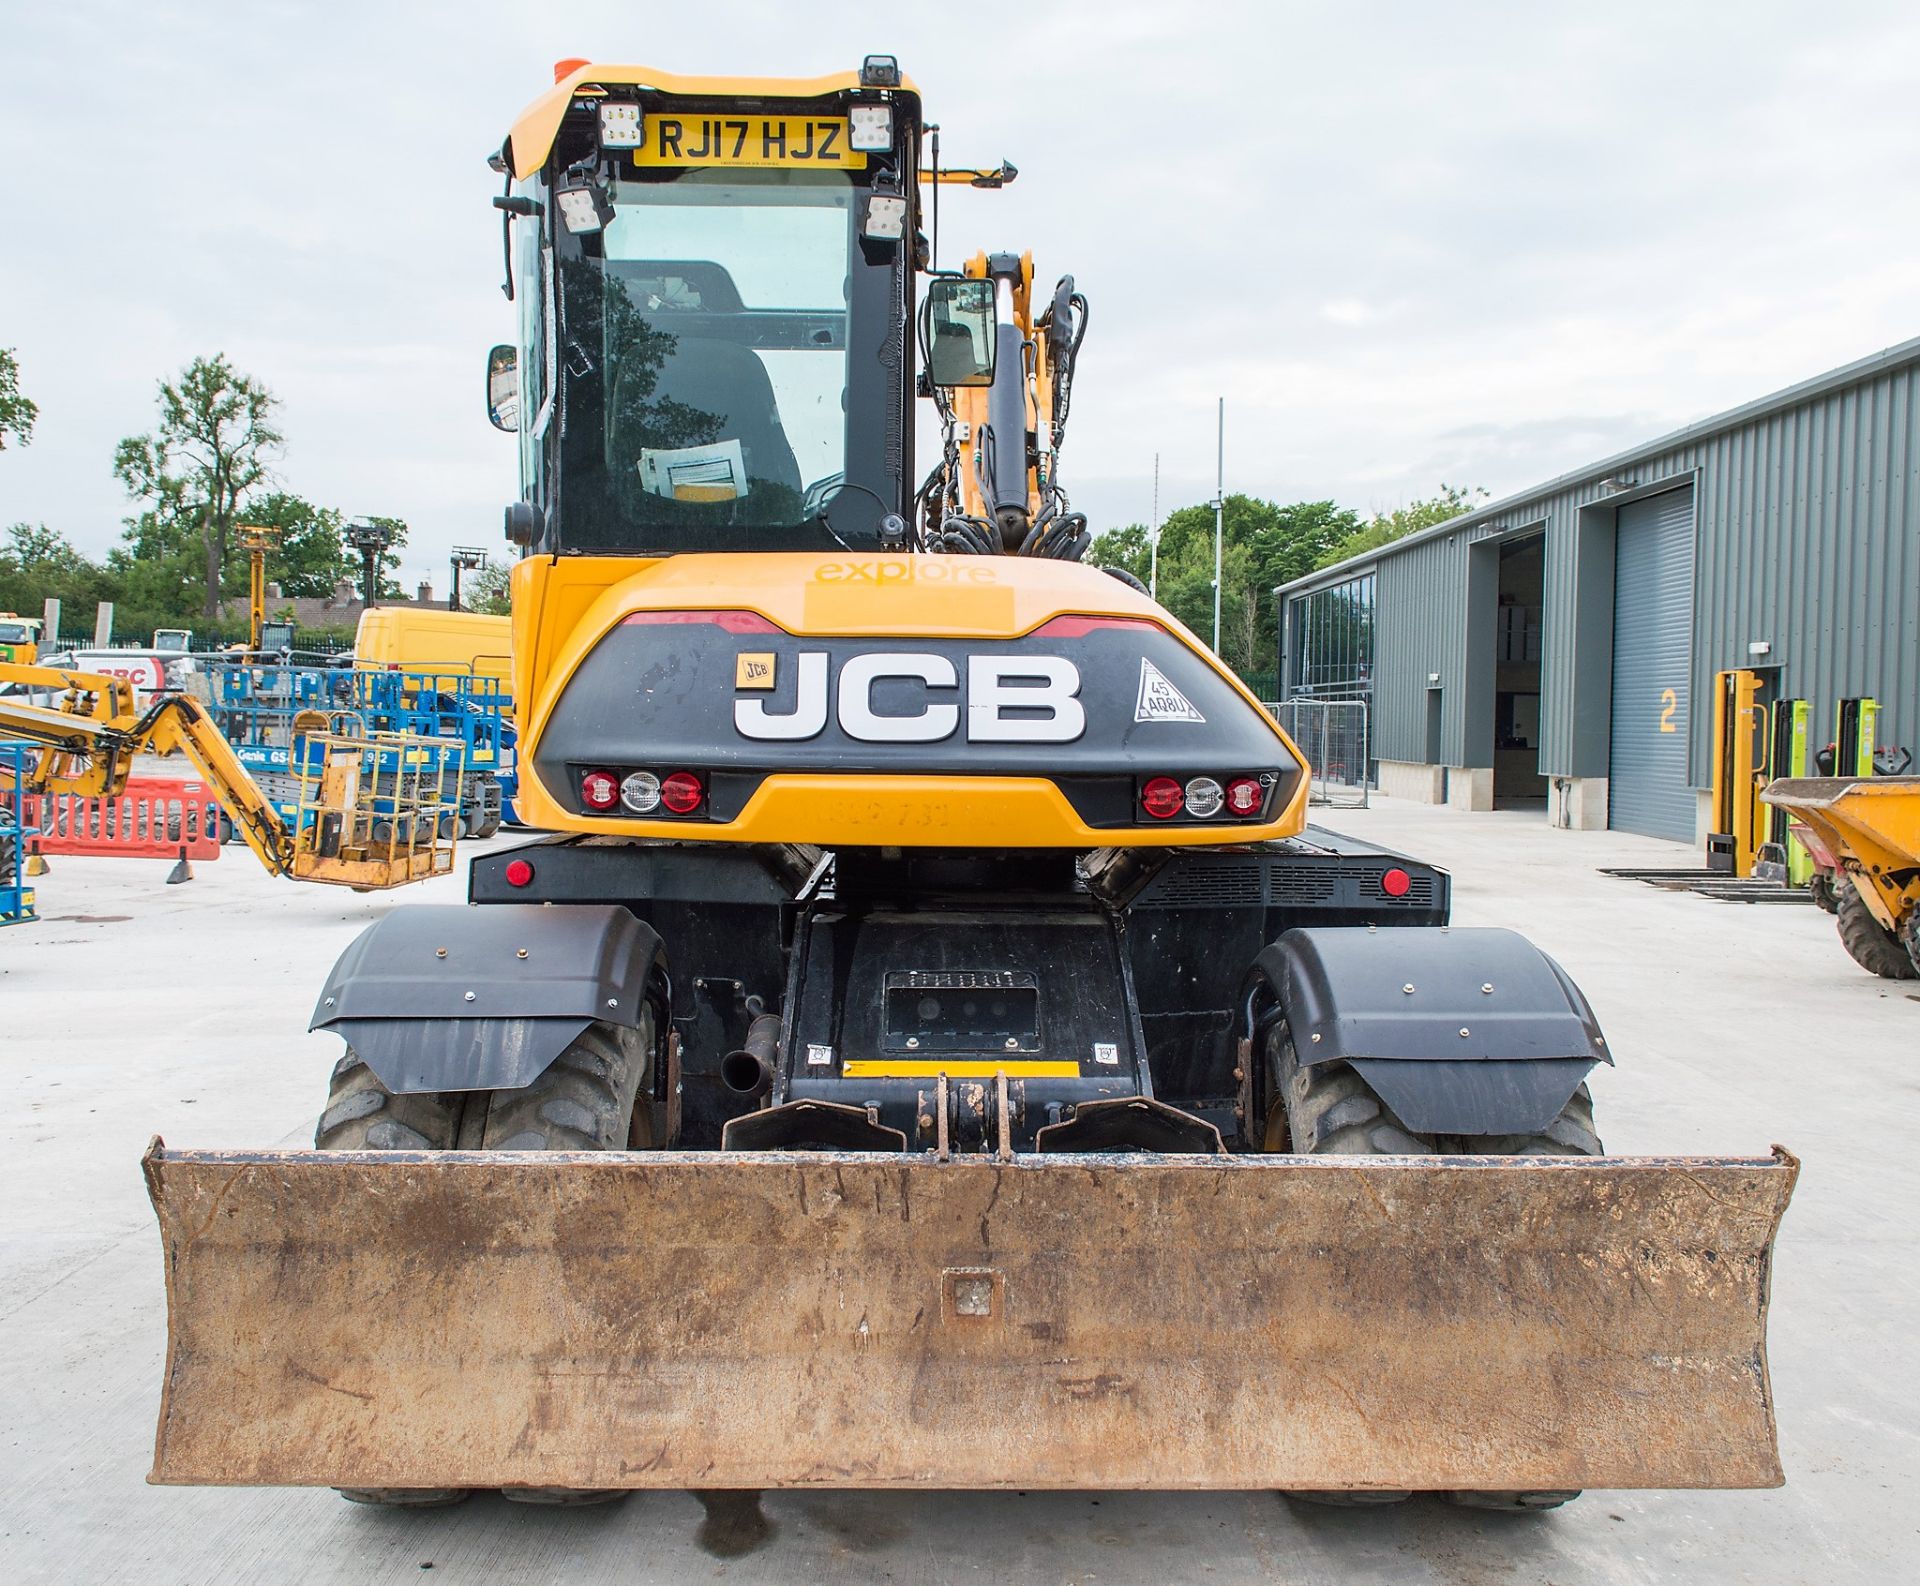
xmin=1 ymin=797 xmax=1913 ymax=1585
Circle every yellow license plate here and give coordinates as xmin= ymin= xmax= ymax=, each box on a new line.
xmin=635 ymin=114 xmax=866 ymax=170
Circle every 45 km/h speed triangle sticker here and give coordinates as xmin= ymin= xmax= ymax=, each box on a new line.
xmin=1135 ymin=658 xmax=1206 ymax=723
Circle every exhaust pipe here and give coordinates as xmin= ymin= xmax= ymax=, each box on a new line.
xmin=721 ymin=1013 xmax=782 ymax=1097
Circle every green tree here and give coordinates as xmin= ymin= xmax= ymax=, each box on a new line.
xmin=1085 ymin=522 xmax=1154 ymax=585
xmin=113 ymin=354 xmax=283 ymax=620
xmin=106 ymin=487 xmax=206 ymax=630
xmin=1092 ymin=496 xmax=1362 ymax=679
xmin=0 ymin=522 xmax=114 ymax=620
xmin=246 ymin=493 xmax=349 ymax=598
xmin=0 ymin=348 xmax=35 ymax=450
xmin=1315 ymin=484 xmax=1488 ymax=570
xmin=465 ymin=559 xmax=515 ymax=616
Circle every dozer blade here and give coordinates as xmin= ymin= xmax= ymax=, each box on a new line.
xmin=143 ymin=1140 xmax=1796 ymax=1492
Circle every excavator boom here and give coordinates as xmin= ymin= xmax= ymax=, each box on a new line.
xmin=0 ymin=661 xmax=455 ymax=888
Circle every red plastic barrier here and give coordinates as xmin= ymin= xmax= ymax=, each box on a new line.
xmin=31 ymin=778 xmax=222 ymax=861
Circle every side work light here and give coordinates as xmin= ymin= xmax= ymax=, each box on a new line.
xmin=556 ymin=170 xmax=614 ymax=234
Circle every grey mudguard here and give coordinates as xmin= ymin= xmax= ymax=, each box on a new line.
xmin=1254 ymin=926 xmax=1611 ymax=1135
xmin=312 ymin=904 xmax=662 ymax=1095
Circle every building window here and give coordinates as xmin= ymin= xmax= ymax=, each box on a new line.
xmin=1288 ymin=573 xmax=1375 ymax=699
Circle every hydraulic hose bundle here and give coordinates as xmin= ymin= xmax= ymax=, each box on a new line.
xmin=916 ymin=270 xmax=1090 ymax=562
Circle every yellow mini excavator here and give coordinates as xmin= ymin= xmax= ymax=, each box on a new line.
xmin=140 ymin=57 xmax=1796 ymax=1511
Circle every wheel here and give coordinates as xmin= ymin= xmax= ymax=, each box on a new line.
xmin=1904 ymin=912 xmax=1920 ymax=979
xmin=1834 ymin=883 xmax=1917 ymax=979
xmin=1807 ymin=872 xmax=1839 ymax=915
xmin=473 ymin=1015 xmax=655 ymax=1153
xmin=315 ymin=1009 xmax=657 ymax=1506
xmin=475 ymin=779 xmax=504 ymax=839
xmin=1266 ymin=1027 xmax=1596 ymax=1513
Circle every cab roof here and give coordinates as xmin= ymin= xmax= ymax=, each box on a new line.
xmin=507 ymin=62 xmax=922 ymax=180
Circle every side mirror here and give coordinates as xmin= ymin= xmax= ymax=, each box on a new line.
xmin=925 ymin=279 xmax=997 ymax=388
xmin=486 ymin=344 xmax=520 ymax=433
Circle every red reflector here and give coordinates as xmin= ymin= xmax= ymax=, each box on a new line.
xmin=580 ymin=770 xmax=620 ymax=810
xmin=1381 ymin=867 xmax=1412 ymax=898
xmin=1225 ymin=777 xmax=1263 ymax=816
xmin=661 ymin=771 xmax=704 ymax=814
xmin=1031 ymin=614 xmax=1164 ymax=639
xmin=1140 ymin=776 xmax=1185 ymax=820
xmin=503 ymin=858 xmax=535 ymax=888
xmin=621 ymin=609 xmax=781 ymax=633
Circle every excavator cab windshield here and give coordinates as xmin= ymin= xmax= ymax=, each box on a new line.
xmin=596 ymin=172 xmax=849 ymax=528
xmin=503 ymin=80 xmax=921 ymax=557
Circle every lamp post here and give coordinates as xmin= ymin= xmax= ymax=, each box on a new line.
xmin=343 ymin=518 xmax=398 ymax=610
xmin=1149 ymin=453 xmax=1160 ymax=601
xmin=236 ymin=523 xmax=281 ymax=654
xmin=1211 ymin=398 xmax=1224 ymax=655
xmin=449 ymin=546 xmax=486 ymax=611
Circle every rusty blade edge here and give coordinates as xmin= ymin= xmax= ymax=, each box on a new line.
xmin=142 ymin=1138 xmax=1800 ymax=1173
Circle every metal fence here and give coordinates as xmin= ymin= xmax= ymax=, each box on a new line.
xmin=1267 ymin=698 xmax=1371 ymax=808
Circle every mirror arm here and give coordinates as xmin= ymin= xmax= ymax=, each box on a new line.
xmin=491 ymin=154 xmax=540 ymax=300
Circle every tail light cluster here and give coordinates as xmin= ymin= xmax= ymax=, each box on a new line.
xmin=1139 ymin=774 xmax=1268 ymax=823
xmin=578 ymin=768 xmax=706 ymax=817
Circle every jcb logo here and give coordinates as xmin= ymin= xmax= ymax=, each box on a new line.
xmin=735 ymin=652 xmax=1085 ymax=744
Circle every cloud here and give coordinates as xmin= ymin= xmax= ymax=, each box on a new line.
xmin=2 ymin=0 xmax=1917 ymax=586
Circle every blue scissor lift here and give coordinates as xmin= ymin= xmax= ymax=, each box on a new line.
xmin=1 ymin=741 xmax=38 ymax=926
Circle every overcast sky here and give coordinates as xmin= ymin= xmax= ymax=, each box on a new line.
xmin=5 ymin=1 xmax=1918 ymax=591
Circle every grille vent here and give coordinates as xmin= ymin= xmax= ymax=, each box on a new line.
xmin=1145 ymin=863 xmax=1266 ymax=907
xmin=1266 ymin=868 xmax=1339 ymax=905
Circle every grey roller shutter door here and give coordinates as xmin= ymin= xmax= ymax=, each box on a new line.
xmin=1609 ymin=487 xmax=1696 ymax=841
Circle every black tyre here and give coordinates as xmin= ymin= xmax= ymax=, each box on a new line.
xmin=315 ymin=1010 xmax=657 ymax=1507
xmin=1267 ymin=1028 xmax=1596 ymax=1514
xmin=474 ymin=1014 xmax=655 ymax=1153
xmin=1834 ymin=883 xmax=1917 ymax=980
xmin=1807 ymin=872 xmax=1839 ymax=915
xmin=316 ymin=1051 xmax=468 ymax=1152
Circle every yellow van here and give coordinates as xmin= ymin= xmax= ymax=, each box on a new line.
xmin=353 ymin=608 xmax=512 ymax=688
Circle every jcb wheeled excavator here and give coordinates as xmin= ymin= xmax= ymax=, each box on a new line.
xmin=142 ymin=57 xmax=1796 ymax=1510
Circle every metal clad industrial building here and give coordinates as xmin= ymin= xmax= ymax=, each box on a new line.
xmin=1276 ymin=338 xmax=1920 ymax=841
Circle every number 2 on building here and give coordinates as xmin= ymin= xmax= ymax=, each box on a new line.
xmin=1658 ymin=688 xmax=1678 ymax=733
